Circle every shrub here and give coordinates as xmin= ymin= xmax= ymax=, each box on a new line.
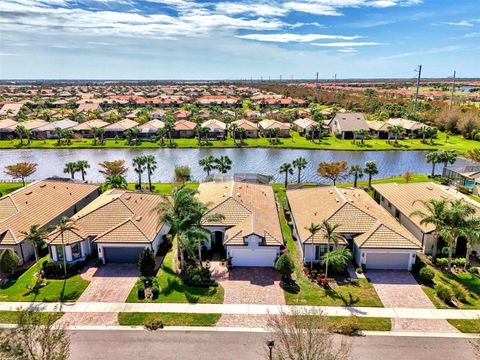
xmin=145 ymin=319 xmax=163 ymax=331
xmin=275 ymin=254 xmax=295 ymax=280
xmin=138 ymin=249 xmax=156 ymax=278
xmin=334 ymin=316 xmax=361 ymax=335
xmin=151 ymin=284 xmax=160 ymax=299
xmin=419 ymin=267 xmax=435 ymax=282
xmin=435 ymin=283 xmax=453 ymax=303
xmin=435 ymin=258 xmax=448 ymax=268
xmin=469 ymin=266 xmax=478 ymax=274
xmin=457 ymin=185 xmax=469 ymax=195
xmin=182 ymin=266 xmax=217 ymax=288
xmin=42 ymin=260 xmax=85 ymax=279
xmin=355 ymin=267 xmax=363 ymax=274
xmin=0 ymin=249 xmax=19 ymax=275
xmin=451 ymin=282 xmax=468 ymax=303
xmin=136 ymin=280 xmax=145 ymax=300
xmin=452 ymin=258 xmax=466 ymax=267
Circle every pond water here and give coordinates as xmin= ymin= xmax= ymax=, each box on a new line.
xmin=0 ymin=148 xmax=471 ymax=183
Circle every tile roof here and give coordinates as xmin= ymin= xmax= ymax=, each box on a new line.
xmin=33 ymin=119 xmax=79 ymax=132
xmin=258 ymin=119 xmax=290 ymax=131
xmin=0 ymin=179 xmax=99 ymax=245
xmin=20 ymin=119 xmax=49 ymax=130
xmin=330 ymin=112 xmax=369 ymax=132
xmin=231 ymin=119 xmax=257 ymax=131
xmin=197 ymin=181 xmax=283 ymax=246
xmin=174 ymin=119 xmax=196 ymax=131
xmin=387 ymin=118 xmax=424 ymax=131
xmin=202 ymin=119 xmax=226 ymax=131
xmin=71 ymin=119 xmax=109 ymax=131
xmin=104 ymin=119 xmax=138 ymax=132
xmin=354 ymin=223 xmax=422 ymax=249
xmin=0 ymin=119 xmax=18 ymax=131
xmin=293 ymin=118 xmax=316 ymax=130
xmin=139 ymin=119 xmax=165 ymax=133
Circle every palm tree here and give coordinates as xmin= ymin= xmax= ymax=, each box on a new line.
xmin=75 ymin=160 xmax=90 ymax=182
xmin=305 ymin=222 xmax=321 ymax=270
xmin=279 ymin=162 xmax=293 ymax=188
xmin=292 ymin=157 xmax=308 ymax=184
xmin=163 ymin=113 xmax=175 ymax=146
xmin=199 ymin=155 xmax=216 ymax=177
xmin=321 ymin=221 xmax=344 ymax=278
xmin=20 ymin=224 xmax=47 ymax=282
xmin=418 ymin=126 xmax=430 ymax=144
xmin=215 ymin=156 xmax=232 ymax=174
xmin=267 ymin=128 xmax=275 ymax=143
xmin=105 ymin=174 xmax=128 ymax=189
xmin=349 ymin=165 xmax=364 ymax=187
xmin=236 ymin=127 xmax=247 ymax=145
xmin=321 ymin=247 xmax=352 ymax=274
xmin=273 ymin=128 xmax=280 ymax=143
xmin=440 ymin=150 xmax=457 ymax=169
xmin=363 ymin=161 xmax=378 ymax=188
xmin=54 ymin=127 xmax=64 ymax=145
xmin=156 ymin=128 xmax=166 ymax=145
xmin=132 ymin=155 xmax=146 ymax=189
xmin=315 ymin=118 xmax=325 ymax=140
xmin=464 ymin=221 xmax=480 ymax=269
xmin=387 ymin=125 xmax=404 ymax=144
xmin=411 ymin=199 xmax=450 ymax=260
xmin=353 ymin=129 xmax=367 ymax=145
xmin=15 ymin=125 xmax=26 ymax=145
xmin=63 ymin=162 xmax=78 ymax=179
xmin=56 ymin=217 xmax=77 ymax=277
xmin=230 ymin=123 xmax=238 ymax=145
xmin=426 ymin=151 xmax=440 ymax=177
xmin=144 ymin=155 xmax=157 ymax=191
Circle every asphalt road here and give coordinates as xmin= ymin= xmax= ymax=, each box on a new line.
xmin=69 ymin=329 xmax=476 ymax=360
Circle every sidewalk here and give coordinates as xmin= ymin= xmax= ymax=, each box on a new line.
xmin=0 ymin=301 xmax=479 ymax=320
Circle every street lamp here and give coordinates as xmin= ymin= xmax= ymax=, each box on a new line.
xmin=266 ymin=339 xmax=275 ymax=360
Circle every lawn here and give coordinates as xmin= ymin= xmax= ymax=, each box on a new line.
xmin=118 ymin=312 xmax=221 ymax=327
xmin=125 ymin=182 xmax=199 ymax=194
xmin=447 ymin=319 xmax=480 ymax=333
xmin=0 ymin=311 xmax=64 ymax=324
xmin=0 ymin=257 xmax=90 ymax=302
xmin=126 ymin=246 xmax=224 ymax=304
xmin=1 ymin=131 xmax=477 ymax=153
xmin=0 ymin=182 xmax=25 ymax=196
xmin=328 ymin=316 xmax=392 ymax=331
xmin=273 ymin=185 xmax=383 ymax=307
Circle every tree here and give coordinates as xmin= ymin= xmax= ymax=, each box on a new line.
xmin=265 ymin=307 xmax=351 ymax=360
xmin=138 ymin=248 xmax=156 ymax=278
xmin=418 ymin=126 xmax=430 ymax=144
xmin=236 ymin=127 xmax=247 ymax=144
xmin=98 ymin=159 xmax=128 ymax=177
xmin=54 ymin=127 xmax=64 ymax=145
xmin=20 ymin=225 xmax=47 ymax=283
xmin=75 ymin=160 xmax=90 ymax=182
xmin=363 ymin=160 xmax=378 ymax=188
xmin=4 ymin=162 xmax=37 ymax=186
xmin=105 ymin=174 xmax=127 ymax=189
xmin=465 ymin=149 xmax=480 ymax=163
xmin=63 ymin=162 xmax=77 ymax=179
xmin=0 ymin=309 xmax=70 ymax=360
xmin=353 ymin=129 xmax=367 ymax=145
xmin=0 ymin=249 xmax=19 ymax=276
xmin=321 ymin=247 xmax=352 ymax=274
xmin=349 ymin=165 xmax=364 ymax=187
xmin=132 ymin=155 xmax=146 ymax=189
xmin=175 ymin=165 xmax=191 ymax=185
xmin=402 ymin=170 xmax=414 ymax=183
xmin=199 ymin=155 xmax=216 ymax=177
xmin=144 ymin=155 xmax=157 ymax=191
xmin=214 ymin=155 xmax=232 ymax=174
xmin=15 ymin=125 xmax=27 ymax=145
xmin=55 ymin=217 xmax=77 ymax=277
xmin=305 ymin=222 xmax=321 ymax=270
xmin=438 ymin=150 xmax=457 ymax=169
xmin=387 ymin=125 xmax=404 ymax=144
xmin=321 ymin=221 xmax=345 ymax=278
xmin=163 ymin=114 xmax=175 ymax=146
xmin=229 ymin=123 xmax=238 ymax=144
xmin=292 ymin=157 xmax=308 ymax=184
xmin=426 ymin=151 xmax=440 ymax=177
xmin=275 ymin=254 xmax=295 ymax=281
xmin=464 ymin=220 xmax=480 ymax=269
xmin=279 ymin=162 xmax=293 ymax=188
xmin=156 ymin=127 xmax=166 ymax=145
xmin=317 ymin=160 xmax=348 ymax=186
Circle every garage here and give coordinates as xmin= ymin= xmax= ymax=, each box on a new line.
xmin=365 ymin=252 xmax=412 ymax=270
xmin=103 ymin=246 xmax=145 ymax=263
xmin=229 ymin=248 xmax=278 ymax=267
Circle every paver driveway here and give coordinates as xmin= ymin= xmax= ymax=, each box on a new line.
xmin=57 ymin=264 xmax=138 ymax=326
xmin=211 ymin=262 xmax=284 ymax=327
xmin=368 ymin=270 xmax=458 ymax=333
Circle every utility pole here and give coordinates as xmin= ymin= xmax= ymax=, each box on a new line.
xmin=316 ymin=72 xmax=319 ymax=88
xmin=413 ymin=65 xmax=422 ymax=114
xmin=449 ymin=70 xmax=456 ymax=111
xmin=334 ymin=73 xmax=337 ymax=93
xmin=280 ymin=74 xmax=282 ymax=82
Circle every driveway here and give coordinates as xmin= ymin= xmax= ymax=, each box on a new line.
xmin=368 ymin=270 xmax=458 ymax=332
xmin=211 ymin=262 xmax=284 ymax=327
xmin=57 ymin=264 xmax=138 ymax=326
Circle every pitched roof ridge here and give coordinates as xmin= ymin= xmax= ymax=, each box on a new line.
xmin=375 ymin=222 xmax=421 ymax=247
xmin=94 ymin=218 xmax=149 ymax=242
xmin=356 ymin=222 xmax=382 ymax=247
xmin=264 ymin=229 xmax=283 ymax=246
xmin=75 ymin=194 xmax=130 ymax=221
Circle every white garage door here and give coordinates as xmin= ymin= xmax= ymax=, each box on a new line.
xmin=230 ymin=248 xmax=277 ymax=267
xmin=366 ymin=252 xmax=411 ymax=270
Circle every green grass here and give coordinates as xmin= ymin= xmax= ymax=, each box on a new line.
xmin=125 ymin=182 xmax=199 ymax=194
xmin=0 ymin=257 xmax=90 ymax=302
xmin=118 ymin=312 xmax=221 ymax=327
xmin=0 ymin=311 xmax=64 ymax=324
xmin=0 ymin=182 xmax=25 ymax=196
xmin=126 ymin=246 xmax=224 ymax=304
xmin=273 ymin=185 xmax=383 ymax=307
xmin=447 ymin=319 xmax=480 ymax=333
xmin=1 ymin=131 xmax=478 ymax=153
xmin=468 ymin=194 xmax=480 ymax=203
xmin=328 ymin=316 xmax=392 ymax=331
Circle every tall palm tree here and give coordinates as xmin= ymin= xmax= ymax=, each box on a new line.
xmin=230 ymin=123 xmax=238 ymax=145
xmin=387 ymin=125 xmax=404 ymax=144
xmin=144 ymin=155 xmax=157 ymax=191
xmin=156 ymin=127 xmax=166 ymax=145
xmin=54 ymin=127 xmax=64 ymax=145
xmin=411 ymin=199 xmax=450 ymax=260
xmin=15 ymin=125 xmax=26 ymax=145
xmin=132 ymin=155 xmax=146 ymax=189
xmin=20 ymin=224 xmax=47 ymax=281
xmin=56 ymin=217 xmax=77 ymax=277
xmin=315 ymin=118 xmax=325 ymax=141
xmin=199 ymin=155 xmax=216 ymax=177
xmin=292 ymin=157 xmax=308 ymax=184
xmin=236 ymin=127 xmax=247 ymax=145
xmin=63 ymin=162 xmax=78 ymax=179
xmin=418 ymin=126 xmax=430 ymax=144
xmin=464 ymin=221 xmax=480 ymax=269
xmin=349 ymin=165 xmax=364 ymax=187
xmin=163 ymin=118 xmax=175 ymax=146
xmin=426 ymin=151 xmax=440 ymax=177
xmin=215 ymin=156 xmax=232 ymax=174
xmin=75 ymin=160 xmax=90 ymax=182
xmin=305 ymin=222 xmax=321 ymax=270
xmin=363 ymin=160 xmax=378 ymax=188
xmin=321 ymin=221 xmax=344 ymax=278
xmin=279 ymin=162 xmax=293 ymax=188
xmin=440 ymin=150 xmax=457 ymax=169
xmin=105 ymin=174 xmax=128 ymax=189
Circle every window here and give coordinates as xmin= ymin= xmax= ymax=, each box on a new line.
xmin=314 ymin=246 xmax=320 ymax=261
xmin=56 ymin=246 xmax=64 ymax=261
xmin=71 ymin=243 xmax=82 ymax=260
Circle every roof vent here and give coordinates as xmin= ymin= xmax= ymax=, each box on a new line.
xmin=329 ymin=190 xmax=333 ymax=194
xmin=39 ymin=184 xmax=46 ymax=188
xmin=335 ymin=197 xmax=339 ymax=202
xmin=426 ymin=186 xmax=433 ymax=190
xmin=136 ymin=216 xmax=142 ymax=221
xmin=25 ymin=191 xmax=33 ymax=195
xmin=223 ymin=192 xmax=227 ymax=197
xmin=125 ymin=195 xmax=131 ymax=200
xmin=236 ymin=193 xmax=241 ymax=197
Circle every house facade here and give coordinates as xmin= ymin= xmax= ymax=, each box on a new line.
xmin=328 ymin=112 xmax=369 ymax=139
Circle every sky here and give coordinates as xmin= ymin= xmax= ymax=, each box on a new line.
xmin=0 ymin=0 xmax=479 ymax=80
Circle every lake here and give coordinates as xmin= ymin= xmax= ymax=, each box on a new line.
xmin=0 ymin=148 xmax=471 ymax=183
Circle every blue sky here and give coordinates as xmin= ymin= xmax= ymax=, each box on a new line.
xmin=0 ymin=0 xmax=479 ymax=79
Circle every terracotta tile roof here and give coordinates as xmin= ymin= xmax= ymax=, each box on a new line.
xmin=33 ymin=119 xmax=79 ymax=132
xmin=0 ymin=179 xmax=99 ymax=245
xmin=293 ymin=118 xmax=316 ymax=130
xmin=258 ymin=119 xmax=290 ymax=131
xmin=330 ymin=112 xmax=369 ymax=132
xmin=354 ymin=223 xmax=421 ymax=249
xmin=20 ymin=119 xmax=49 ymax=130
xmin=72 ymin=119 xmax=109 ymax=131
xmin=202 ymin=119 xmax=226 ymax=131
xmin=231 ymin=119 xmax=257 ymax=131
xmin=174 ymin=119 xmax=196 ymax=131
xmin=139 ymin=119 xmax=165 ymax=133
xmin=104 ymin=119 xmax=138 ymax=131
xmin=387 ymin=118 xmax=424 ymax=131
xmin=0 ymin=119 xmax=18 ymax=131
xmin=197 ymin=181 xmax=283 ymax=246
xmin=366 ymin=120 xmax=389 ymax=132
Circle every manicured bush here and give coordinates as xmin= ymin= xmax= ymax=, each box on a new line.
xmin=275 ymin=254 xmax=295 ymax=280
xmin=452 ymin=258 xmax=466 ymax=267
xmin=182 ymin=266 xmax=218 ymax=288
xmin=451 ymin=282 xmax=468 ymax=303
xmin=469 ymin=266 xmax=478 ymax=274
xmin=334 ymin=316 xmax=361 ymax=335
xmin=42 ymin=260 xmax=85 ymax=279
xmin=419 ymin=267 xmax=435 ymax=282
xmin=435 ymin=258 xmax=448 ymax=268
xmin=145 ymin=319 xmax=163 ymax=330
xmin=435 ymin=283 xmax=453 ymax=303
xmin=0 ymin=249 xmax=19 ymax=276
xmin=138 ymin=249 xmax=156 ymax=278
xmin=136 ymin=280 xmax=145 ymax=299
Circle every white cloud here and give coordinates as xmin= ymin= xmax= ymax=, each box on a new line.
xmin=215 ymin=2 xmax=288 ymax=17
xmin=236 ymin=33 xmax=362 ymax=42
xmin=311 ymin=41 xmax=382 ymax=47
xmin=377 ymin=45 xmax=463 ymax=60
xmin=337 ymin=48 xmax=358 ymax=52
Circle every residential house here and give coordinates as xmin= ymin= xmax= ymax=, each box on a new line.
xmin=231 ymin=119 xmax=258 ymax=138
xmin=328 ymin=112 xmax=369 ymax=139
xmin=386 ymin=118 xmax=424 ymax=137
xmin=197 ymin=181 xmax=283 ymax=267
xmin=47 ymin=190 xmax=170 ymax=264
xmin=173 ymin=119 xmax=196 ymax=138
xmin=0 ymin=179 xmax=100 ymax=264
xmin=202 ymin=119 xmax=226 ymax=139
xmin=292 ymin=118 xmax=316 ymax=136
xmin=138 ymin=119 xmax=165 ymax=139
xmin=443 ymin=164 xmax=480 ymax=196
xmin=103 ymin=119 xmax=138 ymax=138
xmin=71 ymin=119 xmax=109 ymax=138
xmin=258 ymin=119 xmax=291 ymax=137
xmin=372 ymin=182 xmax=480 ymax=255
xmin=0 ymin=118 xmax=18 ymax=139
xmin=31 ymin=119 xmax=79 ymax=139
xmin=366 ymin=120 xmax=389 ymax=139
xmin=21 ymin=119 xmax=49 ymax=134
xmin=151 ymin=110 xmax=166 ymax=119
xmin=0 ymin=103 xmax=24 ymax=117
xmin=287 ymin=186 xmax=421 ymax=270
xmin=77 ymin=103 xmax=103 ymax=114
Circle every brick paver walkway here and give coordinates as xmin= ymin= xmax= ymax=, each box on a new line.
xmin=368 ymin=270 xmax=458 ymax=333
